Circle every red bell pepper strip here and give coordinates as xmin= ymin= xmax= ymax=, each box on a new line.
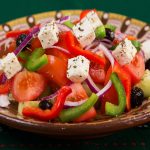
xmin=66 ymin=31 xmax=106 ymax=68
xmin=0 ymin=76 xmax=11 ymax=94
xmin=105 ymin=62 xmax=131 ymax=111
xmin=6 ymin=29 xmax=30 ymax=38
xmin=22 ymin=86 xmax=72 ymax=121
xmin=6 ymin=24 xmax=41 ymax=38
xmin=73 ymin=9 xmax=97 ymax=24
xmin=0 ymin=74 xmax=11 ymax=94
xmin=80 ymin=9 xmax=97 ymax=20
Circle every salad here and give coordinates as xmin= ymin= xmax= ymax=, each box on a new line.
xmin=0 ymin=9 xmax=150 ymax=123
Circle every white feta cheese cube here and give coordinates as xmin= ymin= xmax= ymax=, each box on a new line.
xmin=1 ymin=53 xmax=22 ymax=79
xmin=142 ymin=40 xmax=150 ymax=62
xmin=0 ymin=94 xmax=10 ymax=107
xmin=73 ymin=18 xmax=95 ymax=47
xmin=112 ymin=38 xmax=137 ymax=66
xmin=67 ymin=55 xmax=90 ymax=83
xmin=38 ymin=20 xmax=59 ymax=49
xmin=86 ymin=10 xmax=103 ymax=30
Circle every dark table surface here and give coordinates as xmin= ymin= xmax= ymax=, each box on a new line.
xmin=0 ymin=0 xmax=150 ymax=149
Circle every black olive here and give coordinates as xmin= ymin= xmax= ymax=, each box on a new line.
xmin=39 ymin=100 xmax=53 ymax=110
xmin=16 ymin=34 xmax=30 ymax=50
xmin=105 ymin=28 xmax=115 ymax=41
xmin=131 ymin=87 xmax=144 ymax=108
xmin=145 ymin=59 xmax=150 ymax=70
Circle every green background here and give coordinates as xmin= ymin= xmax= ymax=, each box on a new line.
xmin=1 ymin=0 xmax=150 ymax=24
xmin=0 ymin=0 xmax=150 ymax=150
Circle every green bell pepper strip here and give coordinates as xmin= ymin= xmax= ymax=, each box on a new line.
xmin=104 ymin=24 xmax=116 ymax=32
xmin=59 ymin=93 xmax=98 ymax=122
xmin=63 ymin=20 xmax=74 ymax=29
xmin=18 ymin=51 xmax=30 ymax=60
xmin=105 ymin=72 xmax=126 ymax=116
xmin=110 ymin=45 xmax=118 ymax=51
xmin=131 ymin=40 xmax=141 ymax=51
xmin=95 ymin=25 xmax=106 ymax=39
xmin=25 ymin=48 xmax=48 ymax=71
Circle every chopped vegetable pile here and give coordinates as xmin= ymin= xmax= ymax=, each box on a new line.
xmin=0 ymin=9 xmax=150 ymax=123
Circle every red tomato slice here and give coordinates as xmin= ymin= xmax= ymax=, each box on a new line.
xmin=66 ymin=83 xmax=88 ymax=102
xmin=73 ymin=107 xmax=97 ymax=123
xmin=0 ymin=41 xmax=16 ymax=58
xmin=89 ymin=62 xmax=106 ymax=84
xmin=38 ymin=55 xmax=69 ymax=87
xmin=12 ymin=70 xmax=46 ymax=102
xmin=31 ymin=37 xmax=42 ymax=50
xmin=123 ymin=53 xmax=145 ymax=85
xmin=7 ymin=41 xmax=16 ymax=52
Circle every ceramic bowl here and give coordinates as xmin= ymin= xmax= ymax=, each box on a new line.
xmin=0 ymin=10 xmax=150 ymax=138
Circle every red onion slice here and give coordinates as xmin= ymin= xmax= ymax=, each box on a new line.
xmin=85 ymin=40 xmax=100 ymax=50
xmin=47 ymin=45 xmax=71 ymax=54
xmin=39 ymin=82 xmax=72 ymax=102
xmin=40 ymin=89 xmax=86 ymax=107
xmin=87 ymin=39 xmax=113 ymax=53
xmin=0 ymin=74 xmax=7 ymax=84
xmin=64 ymin=99 xmax=86 ymax=107
xmin=115 ymin=31 xmax=126 ymax=41
xmin=100 ymin=39 xmax=112 ymax=44
xmin=91 ymin=46 xmax=99 ymax=53
xmin=59 ymin=16 xmax=70 ymax=24
xmin=98 ymin=44 xmax=114 ymax=67
xmin=0 ymin=38 xmax=14 ymax=48
xmin=40 ymin=91 xmax=58 ymax=101
xmin=85 ymin=76 xmax=100 ymax=93
xmin=140 ymin=49 xmax=146 ymax=61
xmin=0 ymin=94 xmax=10 ymax=107
xmin=14 ymin=26 xmax=40 ymax=55
xmin=101 ymin=42 xmax=112 ymax=49
xmin=86 ymin=44 xmax=114 ymax=97
xmin=96 ymin=44 xmax=115 ymax=97
xmin=96 ymin=80 xmax=112 ymax=97
xmin=57 ymin=24 xmax=71 ymax=32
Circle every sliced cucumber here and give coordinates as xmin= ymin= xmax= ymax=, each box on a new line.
xmin=18 ymin=101 xmax=40 ymax=116
xmin=136 ymin=70 xmax=150 ymax=98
